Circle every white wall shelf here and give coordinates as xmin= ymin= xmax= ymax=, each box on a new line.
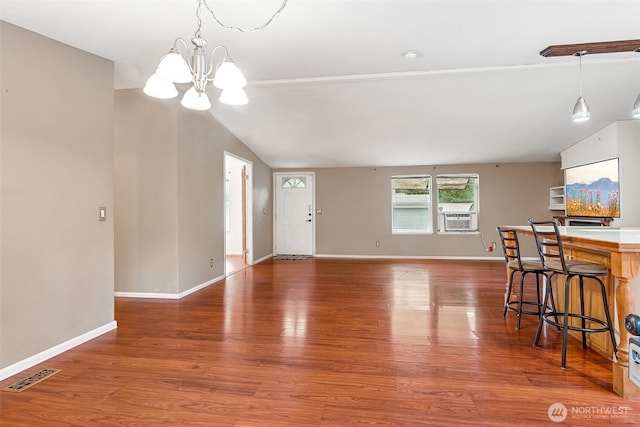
xmin=549 ymin=186 xmax=565 ymax=211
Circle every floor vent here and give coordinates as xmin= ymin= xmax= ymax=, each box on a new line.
xmin=273 ymin=255 xmax=311 ymax=260
xmin=2 ymin=368 xmax=61 ymax=393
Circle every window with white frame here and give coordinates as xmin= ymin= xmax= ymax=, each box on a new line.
xmin=391 ymin=175 xmax=432 ymax=234
xmin=436 ymin=174 xmax=479 ymax=232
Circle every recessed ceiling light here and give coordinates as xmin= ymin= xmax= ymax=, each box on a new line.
xmin=402 ymin=50 xmax=421 ymax=59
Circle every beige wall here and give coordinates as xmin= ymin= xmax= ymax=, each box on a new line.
xmin=1 ymin=21 xmax=115 ymax=369
xmin=114 ymin=90 xmax=273 ymax=295
xmin=276 ymin=162 xmax=562 ymax=257
xmin=114 ymin=91 xmax=179 ymax=293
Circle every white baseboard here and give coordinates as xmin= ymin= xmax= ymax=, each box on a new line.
xmin=178 ymin=274 xmax=225 ymax=298
xmin=253 ymin=253 xmax=273 ymax=264
xmin=114 ymin=274 xmax=226 ymax=300
xmin=313 ymin=254 xmax=504 ymax=261
xmin=113 ymin=291 xmax=181 ymax=299
xmin=0 ymin=321 xmax=117 ymax=381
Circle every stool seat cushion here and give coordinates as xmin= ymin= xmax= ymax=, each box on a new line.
xmin=545 ymin=259 xmax=608 ymax=275
xmin=507 ymin=259 xmax=544 ymax=272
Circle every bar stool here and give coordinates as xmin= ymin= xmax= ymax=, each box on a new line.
xmin=528 ymin=218 xmax=617 ymax=368
xmin=496 ymin=227 xmax=547 ymax=330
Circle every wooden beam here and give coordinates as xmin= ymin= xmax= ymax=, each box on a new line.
xmin=540 ymin=39 xmax=640 ymax=57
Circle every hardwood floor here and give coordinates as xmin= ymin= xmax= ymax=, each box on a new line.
xmin=2 ymin=258 xmax=640 ymax=426
xmin=226 ymin=254 xmax=247 ymax=276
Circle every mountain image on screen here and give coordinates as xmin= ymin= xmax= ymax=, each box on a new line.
xmin=566 ymin=177 xmax=620 ymax=217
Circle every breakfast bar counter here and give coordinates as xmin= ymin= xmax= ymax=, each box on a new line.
xmin=508 ymin=225 xmax=640 ymax=398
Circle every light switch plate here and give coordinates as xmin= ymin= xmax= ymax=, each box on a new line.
xmin=99 ymin=207 xmax=107 ymax=221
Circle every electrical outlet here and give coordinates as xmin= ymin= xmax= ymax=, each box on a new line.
xmin=210 ymin=259 xmax=214 ymax=268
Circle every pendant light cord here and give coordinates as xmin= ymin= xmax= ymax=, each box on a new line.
xmin=578 ymin=53 xmax=583 ymax=96
xmin=575 ymin=50 xmax=587 ymax=96
xmin=199 ymin=0 xmax=288 ymax=33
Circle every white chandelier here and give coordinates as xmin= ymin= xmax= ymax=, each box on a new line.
xmin=144 ymin=0 xmax=288 ymax=110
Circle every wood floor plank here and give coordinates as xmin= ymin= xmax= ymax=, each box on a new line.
xmin=2 ymin=258 xmax=640 ymax=426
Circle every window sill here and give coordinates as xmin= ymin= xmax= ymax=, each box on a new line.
xmin=392 ymin=230 xmax=433 ymax=235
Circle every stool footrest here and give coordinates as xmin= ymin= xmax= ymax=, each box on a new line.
xmin=505 ymin=300 xmax=542 ymax=316
xmin=542 ymin=312 xmax=611 ymax=333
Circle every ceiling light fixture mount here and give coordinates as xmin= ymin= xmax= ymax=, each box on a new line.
xmin=402 ymin=50 xmax=421 ymax=60
xmin=144 ymin=0 xmax=288 ymax=110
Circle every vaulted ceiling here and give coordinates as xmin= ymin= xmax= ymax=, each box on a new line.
xmin=3 ymin=1 xmax=640 ymax=168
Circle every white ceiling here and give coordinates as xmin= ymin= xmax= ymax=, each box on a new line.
xmin=2 ymin=0 xmax=640 ymax=168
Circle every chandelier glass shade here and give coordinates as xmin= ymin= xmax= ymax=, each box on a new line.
xmin=143 ymin=73 xmax=179 ymax=99
xmin=155 ymin=49 xmax=193 ymax=84
xmin=219 ymin=87 xmax=249 ymax=106
xmin=181 ymin=87 xmax=212 ymax=110
xmin=213 ymin=58 xmax=248 ymax=89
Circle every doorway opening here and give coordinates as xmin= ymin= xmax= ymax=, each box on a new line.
xmin=224 ymin=153 xmax=253 ymax=275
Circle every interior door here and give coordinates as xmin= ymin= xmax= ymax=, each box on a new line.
xmin=241 ymin=165 xmax=247 ymax=264
xmin=274 ymin=173 xmax=314 ymax=255
xmin=224 ymin=153 xmax=253 ymax=274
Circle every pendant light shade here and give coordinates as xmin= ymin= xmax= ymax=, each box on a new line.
xmin=143 ymin=73 xmax=178 ymax=99
xmin=180 ymin=87 xmax=212 ymax=111
xmin=632 ymin=94 xmax=640 ymax=118
xmin=572 ymin=96 xmax=591 ymax=122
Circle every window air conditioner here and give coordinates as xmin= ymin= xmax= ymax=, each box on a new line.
xmin=444 ymin=213 xmax=473 ymax=231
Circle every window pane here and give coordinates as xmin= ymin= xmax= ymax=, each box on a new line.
xmin=392 ymin=175 xmax=432 ymax=234
xmin=436 ymin=174 xmax=479 ymax=232
xmin=437 ymin=174 xmax=477 ymax=210
xmin=393 ymin=207 xmax=430 ymax=230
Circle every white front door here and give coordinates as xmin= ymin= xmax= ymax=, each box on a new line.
xmin=274 ymin=172 xmax=314 ymax=255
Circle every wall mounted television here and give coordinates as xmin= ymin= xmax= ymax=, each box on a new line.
xmin=565 ymin=157 xmax=620 ymax=218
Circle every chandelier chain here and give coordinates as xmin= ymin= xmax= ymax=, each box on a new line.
xmin=198 ymin=0 xmax=288 ymax=33
xmin=195 ymin=6 xmax=203 ymax=39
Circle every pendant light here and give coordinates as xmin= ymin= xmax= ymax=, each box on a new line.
xmin=572 ymin=51 xmax=590 ymax=122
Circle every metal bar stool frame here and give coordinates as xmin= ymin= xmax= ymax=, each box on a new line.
xmin=528 ymin=218 xmax=618 ymax=368
xmin=497 ymin=227 xmax=548 ymax=330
